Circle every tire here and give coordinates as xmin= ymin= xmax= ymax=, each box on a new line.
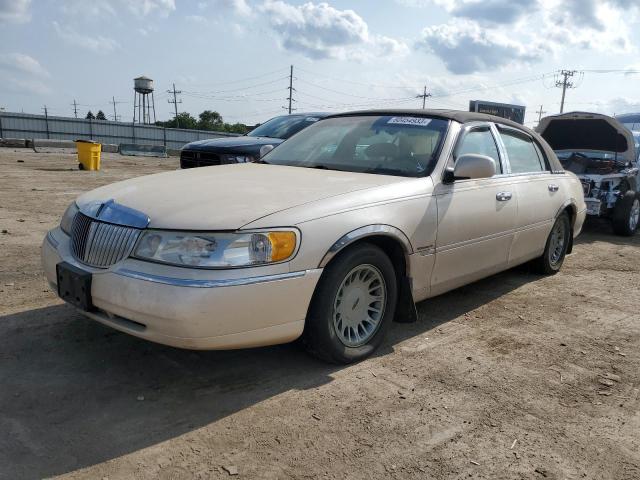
xmin=531 ymin=212 xmax=571 ymax=275
xmin=78 ymin=163 xmax=84 ymax=171
xmin=612 ymin=190 xmax=639 ymax=236
xmin=302 ymin=243 xmax=398 ymax=364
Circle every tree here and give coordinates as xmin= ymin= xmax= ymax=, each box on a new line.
xmin=85 ymin=111 xmax=95 ymax=120
xmin=96 ymin=110 xmax=107 ymax=120
xmin=157 ymin=112 xmax=198 ymax=130
xmin=197 ymin=110 xmax=224 ymax=131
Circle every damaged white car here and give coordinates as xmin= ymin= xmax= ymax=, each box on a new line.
xmin=538 ymin=112 xmax=639 ymax=236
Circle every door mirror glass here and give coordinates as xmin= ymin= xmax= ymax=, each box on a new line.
xmin=259 ymin=144 xmax=275 ymax=158
xmin=450 ymin=154 xmax=496 ymax=181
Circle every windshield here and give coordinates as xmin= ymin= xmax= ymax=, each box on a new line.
xmin=260 ymin=115 xmax=449 ymax=177
xmin=248 ymin=115 xmax=323 ymax=139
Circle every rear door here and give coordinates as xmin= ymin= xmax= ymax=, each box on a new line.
xmin=496 ymin=126 xmax=564 ymax=265
xmin=431 ymin=122 xmax=518 ymax=295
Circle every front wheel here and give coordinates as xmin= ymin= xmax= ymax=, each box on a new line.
xmin=302 ymin=243 xmax=398 ymax=364
xmin=531 ymin=212 xmax=571 ymax=275
xmin=612 ymin=190 xmax=639 ymax=236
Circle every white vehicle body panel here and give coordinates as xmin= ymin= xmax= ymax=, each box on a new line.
xmin=43 ymin=112 xmax=586 ymax=350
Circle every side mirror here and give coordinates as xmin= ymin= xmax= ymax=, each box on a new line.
xmin=259 ymin=144 xmax=275 ymax=158
xmin=444 ymin=154 xmax=496 ymax=183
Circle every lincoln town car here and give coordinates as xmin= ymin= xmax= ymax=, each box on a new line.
xmin=42 ymin=110 xmax=586 ymax=363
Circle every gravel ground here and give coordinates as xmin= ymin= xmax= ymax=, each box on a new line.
xmin=0 ymin=147 xmax=638 ymax=480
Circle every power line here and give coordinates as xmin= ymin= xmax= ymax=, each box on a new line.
xmin=555 ymin=70 xmax=578 ymax=114
xmin=286 ymin=65 xmax=295 ymax=114
xmin=178 ymin=67 xmax=290 ymax=88
xmin=536 ymin=104 xmax=547 ymax=123
xmin=71 ymin=99 xmax=78 ymax=118
xmin=167 ymin=83 xmax=182 ymax=127
xmin=416 ymin=85 xmax=432 ymax=109
xmin=110 ymin=96 xmax=125 ymax=121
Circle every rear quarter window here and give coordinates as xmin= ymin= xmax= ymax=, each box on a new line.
xmin=501 ymin=129 xmax=546 ymax=174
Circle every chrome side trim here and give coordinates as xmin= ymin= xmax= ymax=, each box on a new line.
xmin=114 ymin=268 xmax=313 ymax=288
xmin=46 ymin=231 xmax=59 ymax=249
xmin=318 ymin=225 xmax=413 ymax=268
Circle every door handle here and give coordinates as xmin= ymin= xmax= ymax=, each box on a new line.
xmin=548 ymin=184 xmax=559 ymax=192
xmin=496 ymin=191 xmax=512 ymax=201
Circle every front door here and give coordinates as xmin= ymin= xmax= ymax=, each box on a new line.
xmin=431 ymin=123 xmax=517 ymax=296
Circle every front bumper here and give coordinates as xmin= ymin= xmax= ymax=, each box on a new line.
xmin=42 ymin=228 xmax=322 ymax=350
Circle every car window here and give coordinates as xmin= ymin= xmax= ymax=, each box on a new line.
xmin=260 ymin=115 xmax=449 ymax=177
xmin=248 ymin=115 xmax=323 ymax=139
xmin=501 ymin=130 xmax=546 ymax=174
xmin=455 ymin=127 xmax=502 ymax=173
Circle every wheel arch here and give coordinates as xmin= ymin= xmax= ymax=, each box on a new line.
xmin=555 ymin=199 xmax=577 ymax=254
xmin=317 ymin=225 xmax=418 ymax=323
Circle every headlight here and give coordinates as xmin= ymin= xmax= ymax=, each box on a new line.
xmin=133 ymin=230 xmax=298 ymax=268
xmin=60 ymin=202 xmax=79 ymax=235
xmin=221 ymin=154 xmax=255 ymax=164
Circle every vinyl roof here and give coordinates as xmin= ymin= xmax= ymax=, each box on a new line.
xmin=326 ymin=108 xmax=527 ymax=129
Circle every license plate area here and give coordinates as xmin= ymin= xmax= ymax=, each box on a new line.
xmin=57 ymin=262 xmax=93 ymax=311
xmin=586 ymin=200 xmax=601 ymax=216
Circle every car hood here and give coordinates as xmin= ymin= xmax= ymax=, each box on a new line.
xmin=183 ymin=136 xmax=283 ymax=152
xmin=76 ymin=164 xmax=408 ymax=230
xmin=537 ymin=112 xmax=637 ymax=162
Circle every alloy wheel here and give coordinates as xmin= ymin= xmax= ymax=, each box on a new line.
xmin=332 ymin=264 xmax=387 ymax=347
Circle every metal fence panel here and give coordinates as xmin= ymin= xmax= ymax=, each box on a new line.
xmin=0 ymin=111 xmax=238 ymax=149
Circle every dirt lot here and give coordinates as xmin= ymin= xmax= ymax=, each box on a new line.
xmin=0 ymin=147 xmax=638 ymax=480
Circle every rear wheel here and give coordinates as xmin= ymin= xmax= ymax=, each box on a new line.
xmin=532 ymin=212 xmax=571 ymax=275
xmin=612 ymin=190 xmax=639 ymax=236
xmin=302 ymin=243 xmax=397 ymax=364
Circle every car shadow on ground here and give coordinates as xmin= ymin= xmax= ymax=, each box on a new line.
xmin=574 ymin=218 xmax=640 ymax=246
xmin=0 ymin=269 xmax=539 ymax=479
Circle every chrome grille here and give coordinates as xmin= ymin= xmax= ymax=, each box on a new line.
xmin=70 ymin=212 xmax=141 ymax=268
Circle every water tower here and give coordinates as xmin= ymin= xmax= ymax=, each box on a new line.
xmin=133 ymin=76 xmax=156 ymax=124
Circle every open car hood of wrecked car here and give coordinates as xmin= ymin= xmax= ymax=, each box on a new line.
xmin=537 ymin=112 xmax=637 ymax=163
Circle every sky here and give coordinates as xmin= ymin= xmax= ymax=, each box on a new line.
xmin=1 ymin=0 xmax=639 ymax=126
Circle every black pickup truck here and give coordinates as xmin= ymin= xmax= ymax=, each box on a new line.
xmin=180 ymin=112 xmax=329 ymax=169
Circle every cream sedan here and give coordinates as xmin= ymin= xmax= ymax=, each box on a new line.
xmin=42 ymin=110 xmax=586 ymax=363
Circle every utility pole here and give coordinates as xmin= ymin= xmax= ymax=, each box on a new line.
xmin=71 ymin=99 xmax=78 ymax=118
xmin=167 ymin=83 xmax=182 ymax=127
xmin=42 ymin=105 xmax=50 ymax=139
xmin=536 ymin=105 xmax=547 ymax=123
xmin=286 ymin=65 xmax=295 ymax=114
xmin=416 ymin=85 xmax=432 ymax=109
xmin=555 ymin=70 xmax=577 ymax=114
xmin=109 ymin=96 xmax=124 ymax=122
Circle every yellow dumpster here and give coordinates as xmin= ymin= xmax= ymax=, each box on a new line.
xmin=75 ymin=140 xmax=101 ymax=171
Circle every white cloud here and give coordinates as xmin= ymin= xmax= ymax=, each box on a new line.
xmin=127 ymin=0 xmax=175 ymax=17
xmin=0 ymin=52 xmax=50 ymax=96
xmin=259 ymin=0 xmax=407 ymax=61
xmin=214 ymin=0 xmax=252 ymax=16
xmin=185 ymin=14 xmax=208 ymax=23
xmin=52 ymin=21 xmax=120 ymax=53
xmin=0 ymin=52 xmax=49 ymax=77
xmin=59 ymin=0 xmax=175 ymax=18
xmin=0 ymin=0 xmax=31 ymax=23
xmin=541 ymin=0 xmax=636 ymax=53
xmin=417 ymin=20 xmax=545 ymax=74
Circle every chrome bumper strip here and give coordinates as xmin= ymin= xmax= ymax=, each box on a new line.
xmin=114 ymin=268 xmax=313 ymax=288
xmin=46 ymin=231 xmax=59 ymax=249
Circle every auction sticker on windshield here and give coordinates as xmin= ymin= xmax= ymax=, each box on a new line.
xmin=387 ymin=117 xmax=432 ymax=127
